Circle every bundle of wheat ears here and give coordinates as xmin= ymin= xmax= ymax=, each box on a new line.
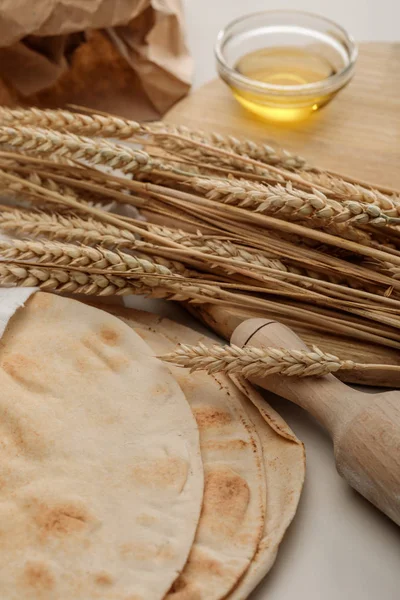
xmin=0 ymin=105 xmax=400 ymax=378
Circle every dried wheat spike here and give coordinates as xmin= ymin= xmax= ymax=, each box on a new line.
xmin=0 ymin=126 xmax=155 ymax=174
xmin=0 ymin=263 xmax=147 ymax=295
xmin=0 ymin=171 xmax=116 ymax=214
xmin=0 ymin=239 xmax=173 ymax=276
xmin=0 ymin=221 xmax=198 ymax=278
xmin=144 ymin=128 xmax=276 ymax=177
xmin=147 ymin=223 xmax=289 ymax=268
xmin=132 ymin=251 xmax=200 ymax=278
xmin=300 ymin=170 xmax=400 ymax=213
xmin=160 ymin=342 xmax=356 ymax=377
xmin=191 ymin=178 xmax=399 ymax=226
xmin=146 ymin=223 xmax=377 ymax=291
xmin=0 ymin=169 xmax=83 ymax=203
xmin=0 ymin=107 xmax=142 ymax=139
xmin=0 ymin=107 xmax=305 ymax=172
xmin=0 ymin=209 xmax=139 ymax=247
xmin=0 ymin=167 xmax=135 ymax=206
xmin=146 ymin=121 xmax=306 ymax=170
xmin=0 ymin=262 xmax=221 ymax=302
xmin=0 ymin=211 xmax=376 ymax=294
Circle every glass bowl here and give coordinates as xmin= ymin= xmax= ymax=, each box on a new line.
xmin=215 ymin=10 xmax=358 ymax=123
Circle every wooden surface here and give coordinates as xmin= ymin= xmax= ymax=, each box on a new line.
xmin=166 ymin=43 xmax=400 ymax=387
xmin=168 ymin=43 xmax=400 ymax=187
xmin=232 ymin=318 xmax=400 ymax=526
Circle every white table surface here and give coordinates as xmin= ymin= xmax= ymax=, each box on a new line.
xmin=136 ymin=2 xmax=399 ymax=598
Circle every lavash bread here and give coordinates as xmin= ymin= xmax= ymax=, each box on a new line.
xmin=107 ymin=305 xmax=305 ymax=600
xmin=227 ymin=377 xmax=305 ymax=599
xmin=133 ymin=323 xmax=266 ymax=600
xmin=0 ymin=293 xmax=203 ymax=600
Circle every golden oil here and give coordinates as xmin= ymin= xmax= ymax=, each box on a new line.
xmin=232 ymin=46 xmax=338 ymax=122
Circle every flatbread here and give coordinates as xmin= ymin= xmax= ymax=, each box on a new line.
xmin=227 ymin=377 xmax=305 ymax=599
xmin=131 ymin=319 xmax=266 ymax=600
xmin=0 ymin=292 xmax=203 ymax=600
xmin=103 ymin=305 xmax=304 ymax=600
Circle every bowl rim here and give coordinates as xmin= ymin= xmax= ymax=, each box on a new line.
xmin=215 ymin=9 xmax=358 ymax=97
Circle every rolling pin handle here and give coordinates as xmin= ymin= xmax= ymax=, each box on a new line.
xmin=231 ymin=318 xmax=400 ymax=526
xmin=231 ymin=318 xmax=361 ymax=435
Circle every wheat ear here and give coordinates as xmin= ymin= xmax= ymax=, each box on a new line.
xmin=0 ymin=239 xmax=173 ymax=275
xmin=191 ymin=178 xmax=398 ymax=226
xmin=0 ymin=126 xmax=154 ymax=174
xmin=0 ymin=262 xmax=226 ymax=302
xmin=0 ymin=107 xmax=142 ymax=139
xmin=160 ymin=343 xmax=357 ymax=377
xmin=300 ymin=170 xmax=400 ymax=213
xmin=146 ymin=223 xmax=282 ymax=264
xmin=0 ymin=164 xmax=141 ymax=208
xmin=0 ymin=209 xmax=138 ymax=246
xmin=0 ymin=210 xmax=383 ymax=294
xmin=0 ymin=263 xmax=154 ymax=295
xmin=0 ymin=169 xmax=102 ymax=209
xmin=145 ymin=223 xmax=380 ymax=292
xmin=0 ymin=107 xmax=307 ymax=172
xmin=146 ymin=122 xmax=306 ymax=170
xmin=161 ymin=342 xmax=400 ymax=378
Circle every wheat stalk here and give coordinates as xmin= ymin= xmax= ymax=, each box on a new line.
xmin=0 ymin=209 xmax=379 ymax=291
xmin=160 ymin=342 xmax=400 ymax=377
xmin=0 ymin=169 xmax=118 ymax=214
xmin=0 ymin=241 xmax=265 ymax=306
xmin=0 ymin=107 xmax=304 ymax=173
xmin=0 ymin=263 xmax=151 ymax=295
xmin=4 ymin=251 xmax=374 ymax=318
xmin=0 ymin=197 xmax=321 ymax=280
xmin=2 ymin=107 xmax=400 ymax=363
xmin=145 ymin=223 xmax=384 ymax=293
xmin=151 ymin=180 xmax=400 ymax=265
xmin=132 ymin=252 xmax=200 ymax=278
xmin=158 ymin=177 xmax=374 ymax=245
xmin=0 ymin=169 xmax=89 ymax=205
xmin=4 ymin=108 xmax=398 ymax=215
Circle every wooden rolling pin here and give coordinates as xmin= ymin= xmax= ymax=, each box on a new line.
xmin=231 ymin=318 xmax=400 ymax=526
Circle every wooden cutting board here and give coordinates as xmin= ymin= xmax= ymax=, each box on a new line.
xmin=166 ymin=43 xmax=400 ymax=386
xmin=167 ymin=43 xmax=400 ymax=186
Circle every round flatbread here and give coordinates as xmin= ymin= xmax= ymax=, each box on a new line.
xmin=132 ymin=321 xmax=266 ymax=600
xmin=103 ymin=308 xmax=305 ymax=600
xmin=0 ymin=292 xmax=203 ymax=600
xmin=105 ymin=305 xmax=304 ymax=600
xmin=226 ymin=377 xmax=305 ymax=599
xmin=116 ymin=311 xmax=266 ymax=600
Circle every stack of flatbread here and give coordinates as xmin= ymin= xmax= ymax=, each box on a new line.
xmin=0 ymin=292 xmax=304 ymax=599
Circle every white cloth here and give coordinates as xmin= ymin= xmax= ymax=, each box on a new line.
xmin=0 ymin=287 xmax=37 ymax=337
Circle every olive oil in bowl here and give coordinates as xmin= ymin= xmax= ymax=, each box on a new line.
xmin=215 ymin=11 xmax=357 ymax=123
xmin=233 ymin=46 xmax=337 ymax=121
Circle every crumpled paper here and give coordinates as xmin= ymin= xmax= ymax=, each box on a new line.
xmin=0 ymin=0 xmax=192 ymax=120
